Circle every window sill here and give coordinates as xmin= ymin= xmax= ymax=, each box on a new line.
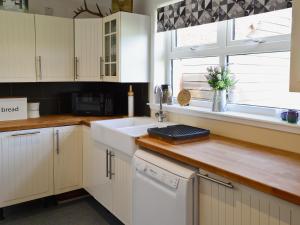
xmin=149 ymin=103 xmax=300 ymax=135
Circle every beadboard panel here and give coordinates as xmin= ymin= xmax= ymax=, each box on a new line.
xmin=0 ymin=128 xmax=54 ymax=208
xmin=199 ymin=170 xmax=300 ymax=225
xmin=75 ymin=19 xmax=103 ymax=81
xmin=112 ymin=151 xmax=132 ymax=225
xmin=35 ymin=15 xmax=74 ymax=82
xmin=89 ymin=141 xmax=113 ymax=211
xmin=0 ymin=11 xmax=36 ymax=82
xmin=54 ymin=126 xmax=82 ymax=194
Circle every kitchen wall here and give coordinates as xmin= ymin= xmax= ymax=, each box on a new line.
xmin=138 ymin=0 xmax=300 ymax=154
xmin=0 ymin=83 xmax=149 ymax=116
xmin=28 ymin=0 xmax=146 ymax=18
xmin=3 ymin=0 xmax=299 ymax=153
xmin=0 ymin=1 xmax=150 ymax=116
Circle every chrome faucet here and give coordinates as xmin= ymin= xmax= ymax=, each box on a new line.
xmin=154 ymin=86 xmax=167 ymax=122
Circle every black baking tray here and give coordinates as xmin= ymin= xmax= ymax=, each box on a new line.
xmin=147 ymin=125 xmax=210 ymax=141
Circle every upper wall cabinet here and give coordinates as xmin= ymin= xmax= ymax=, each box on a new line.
xmin=75 ymin=18 xmax=103 ymax=82
xmin=290 ymin=2 xmax=300 ymax=92
xmin=35 ymin=15 xmax=74 ymax=82
xmin=103 ymin=12 xmax=150 ymax=83
xmin=0 ymin=10 xmax=36 ymax=82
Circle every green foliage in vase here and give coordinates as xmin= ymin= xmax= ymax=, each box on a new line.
xmin=205 ymin=66 xmax=237 ymax=91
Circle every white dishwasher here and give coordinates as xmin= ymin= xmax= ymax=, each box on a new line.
xmin=133 ymin=150 xmax=198 ymax=225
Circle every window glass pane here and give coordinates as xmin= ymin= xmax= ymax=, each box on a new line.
xmin=105 ymin=64 xmax=110 ymax=76
xmin=105 ymin=22 xmax=110 ymax=35
xmin=229 ymin=52 xmax=300 ymax=110
xmin=105 ymin=36 xmax=110 ymax=63
xmin=176 ymin=23 xmax=218 ymax=47
xmin=111 ymin=34 xmax=116 ymax=62
xmin=111 ymin=63 xmax=116 ymax=76
xmin=233 ymin=8 xmax=292 ymax=40
xmin=111 ymin=20 xmax=117 ymax=33
xmin=172 ymin=57 xmax=219 ymax=100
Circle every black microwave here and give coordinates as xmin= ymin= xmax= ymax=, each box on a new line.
xmin=72 ymin=93 xmax=114 ymax=116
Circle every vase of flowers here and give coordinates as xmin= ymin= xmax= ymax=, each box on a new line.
xmin=205 ymin=67 xmax=236 ymax=112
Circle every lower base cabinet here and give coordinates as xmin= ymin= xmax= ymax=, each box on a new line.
xmin=199 ymin=170 xmax=300 ymax=225
xmin=54 ymin=126 xmax=82 ymax=194
xmin=83 ymin=131 xmax=112 ymax=210
xmin=0 ymin=128 xmax=54 ymax=208
xmin=0 ymin=125 xmax=83 ymax=209
xmin=112 ymin=150 xmax=132 ymax=225
xmin=83 ymin=128 xmax=132 ymax=225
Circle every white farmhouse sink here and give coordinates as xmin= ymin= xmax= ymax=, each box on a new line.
xmin=91 ymin=117 xmax=173 ymax=157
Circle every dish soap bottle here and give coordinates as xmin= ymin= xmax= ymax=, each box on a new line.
xmin=128 ymin=85 xmax=134 ymax=117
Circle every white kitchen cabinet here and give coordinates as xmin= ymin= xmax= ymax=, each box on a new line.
xmin=35 ymin=15 xmax=74 ymax=82
xmin=83 ymin=126 xmax=92 ymax=192
xmin=103 ymin=12 xmax=150 ymax=83
xmin=91 ymin=141 xmax=132 ymax=225
xmin=0 ymin=128 xmax=54 ymax=208
xmin=112 ymin=150 xmax=132 ymax=225
xmin=83 ymin=127 xmax=112 ymax=210
xmin=198 ymin=170 xmax=300 ymax=225
xmin=88 ymin=141 xmax=113 ymax=211
xmin=75 ymin=18 xmax=104 ymax=81
xmin=54 ymin=126 xmax=82 ymax=194
xmin=290 ymin=0 xmax=300 ymax=92
xmin=0 ymin=10 xmax=36 ymax=82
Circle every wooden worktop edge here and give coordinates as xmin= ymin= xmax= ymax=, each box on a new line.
xmin=0 ymin=115 xmax=125 ymax=132
xmin=136 ymin=137 xmax=300 ymax=205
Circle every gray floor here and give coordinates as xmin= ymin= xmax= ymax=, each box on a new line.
xmin=0 ymin=197 xmax=123 ymax=225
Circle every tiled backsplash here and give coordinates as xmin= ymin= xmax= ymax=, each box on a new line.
xmin=0 ymin=83 xmax=149 ymax=116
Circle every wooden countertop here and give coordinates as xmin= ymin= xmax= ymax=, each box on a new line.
xmin=0 ymin=115 xmax=125 ymax=132
xmin=136 ymin=135 xmax=300 ymax=205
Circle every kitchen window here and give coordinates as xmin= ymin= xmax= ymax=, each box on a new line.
xmin=170 ymin=8 xmax=300 ymax=111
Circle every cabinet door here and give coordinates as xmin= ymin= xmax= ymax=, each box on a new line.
xmin=83 ymin=126 xmax=92 ymax=191
xmin=54 ymin=126 xmax=82 ymax=194
xmin=35 ymin=15 xmax=74 ymax=82
xmin=198 ymin=170 xmax=300 ymax=225
xmin=103 ymin=13 xmax=120 ymax=82
xmin=90 ymin=141 xmax=113 ymax=211
xmin=290 ymin=0 xmax=300 ymax=92
xmin=111 ymin=150 xmax=132 ymax=225
xmin=75 ymin=18 xmax=103 ymax=81
xmin=0 ymin=129 xmax=54 ymax=208
xmin=0 ymin=11 xmax=36 ymax=82
xmin=119 ymin=12 xmax=150 ymax=83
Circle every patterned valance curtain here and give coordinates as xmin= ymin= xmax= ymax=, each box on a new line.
xmin=157 ymin=0 xmax=293 ymax=32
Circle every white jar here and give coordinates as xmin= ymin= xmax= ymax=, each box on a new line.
xmin=27 ymin=102 xmax=40 ymax=118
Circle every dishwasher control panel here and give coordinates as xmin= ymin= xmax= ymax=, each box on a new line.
xmin=136 ymin=161 xmax=180 ymax=189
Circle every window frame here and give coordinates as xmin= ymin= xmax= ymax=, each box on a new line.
xmin=169 ymin=14 xmax=292 ymax=112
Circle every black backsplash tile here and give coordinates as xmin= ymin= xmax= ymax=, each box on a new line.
xmin=0 ymin=83 xmax=149 ymax=116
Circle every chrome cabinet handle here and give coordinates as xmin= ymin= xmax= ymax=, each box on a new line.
xmin=56 ymin=130 xmax=59 ymax=155
xmin=38 ymin=56 xmax=42 ymax=80
xmin=197 ymin=173 xmax=234 ymax=189
xmin=109 ymin=151 xmax=115 ymax=180
xmin=74 ymin=57 xmax=79 ymax=80
xmin=106 ymin=149 xmax=109 ymax=178
xmin=100 ymin=56 xmax=104 ymax=80
xmin=11 ymin=131 xmax=40 ymax=137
